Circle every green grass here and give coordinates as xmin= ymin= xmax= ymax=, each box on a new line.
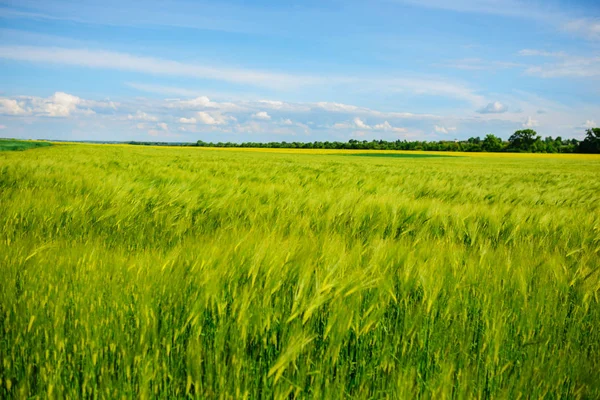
xmin=1 ymin=144 xmax=599 ymax=398
xmin=0 ymin=139 xmax=52 ymax=152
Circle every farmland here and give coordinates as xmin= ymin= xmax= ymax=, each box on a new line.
xmin=0 ymin=139 xmax=52 ymax=152
xmin=1 ymin=143 xmax=599 ymax=398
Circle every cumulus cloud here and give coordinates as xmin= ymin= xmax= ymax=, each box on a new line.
xmin=123 ymin=84 xmax=440 ymax=121
xmin=373 ymin=121 xmax=393 ymax=130
xmin=353 ymin=117 xmax=370 ymax=129
xmin=128 ymin=110 xmax=158 ymax=122
xmin=157 ymin=122 xmax=168 ymax=131
xmin=168 ymin=96 xmax=244 ymax=112
xmin=257 ymin=100 xmax=285 ymax=109
xmin=316 ymin=102 xmax=362 ymax=113
xmin=477 ymin=101 xmax=508 ymax=114
xmin=252 ymin=111 xmax=271 ymax=120
xmin=522 ymin=116 xmax=539 ymax=127
xmin=434 ymin=125 xmax=457 ymax=134
xmin=583 ymin=120 xmax=597 ymax=128
xmin=175 ymin=96 xmax=216 ymax=108
xmin=0 ymin=92 xmax=105 ymax=117
xmin=179 ymin=117 xmax=197 ymax=124
xmin=0 ymin=98 xmax=27 ymax=115
xmin=374 ymin=120 xmax=407 ymax=132
xmin=40 ymin=92 xmax=82 ymax=117
xmin=197 ymin=111 xmax=233 ymax=125
xmin=333 ymin=117 xmax=406 ymax=133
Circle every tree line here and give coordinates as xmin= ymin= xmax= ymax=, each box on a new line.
xmin=129 ymin=128 xmax=600 ymax=153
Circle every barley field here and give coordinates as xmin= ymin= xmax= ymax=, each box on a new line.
xmin=1 ymin=143 xmax=599 ymax=398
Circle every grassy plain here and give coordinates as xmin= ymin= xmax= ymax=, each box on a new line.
xmin=1 ymin=143 xmax=599 ymax=398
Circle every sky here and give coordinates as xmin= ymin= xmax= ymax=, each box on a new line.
xmin=0 ymin=0 xmax=599 ymax=143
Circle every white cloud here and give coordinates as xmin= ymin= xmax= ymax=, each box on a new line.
xmin=197 ymin=111 xmax=232 ymax=125
xmin=518 ymin=48 xmax=600 ymax=78
xmin=563 ymin=18 xmax=600 ymax=41
xmin=40 ymin=92 xmax=82 ymax=117
xmin=332 ymin=121 xmax=353 ymax=129
xmin=128 ymin=110 xmax=158 ymax=122
xmin=1 ymin=92 xmax=102 ymax=117
xmin=252 ymin=111 xmax=271 ymax=120
xmin=0 ymin=45 xmax=324 ymax=90
xmin=157 ymin=122 xmax=168 ymax=131
xmin=0 ymin=98 xmax=27 ymax=115
xmin=518 ymin=49 xmax=566 ymax=57
xmin=197 ymin=111 xmax=220 ymax=125
xmin=316 ymin=102 xmax=362 ymax=113
xmin=442 ymin=58 xmax=521 ymax=71
xmin=373 ymin=120 xmax=407 ymax=133
xmin=5 ymin=86 xmax=593 ymax=142
xmin=522 ymin=116 xmax=539 ymax=127
xmin=258 ymin=100 xmax=285 ymax=109
xmin=583 ymin=120 xmax=597 ymax=128
xmin=525 ymin=54 xmax=600 ymax=78
xmin=314 ymin=101 xmax=438 ymax=119
xmin=434 ymin=125 xmax=457 ymax=134
xmin=478 ymin=101 xmax=508 ymax=114
xmin=353 ymin=117 xmax=370 ymax=129
xmin=128 ymin=81 xmax=472 ymax=112
xmin=83 ymin=98 xmax=118 ymax=110
xmin=373 ymin=121 xmax=392 ymax=130
xmin=178 ymin=96 xmax=213 ymax=108
xmin=179 ymin=117 xmax=197 ymax=124
xmin=333 ymin=117 xmax=407 ymax=133
xmin=168 ymin=96 xmax=244 ymax=112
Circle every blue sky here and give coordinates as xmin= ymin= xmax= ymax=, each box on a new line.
xmin=0 ymin=0 xmax=599 ymax=142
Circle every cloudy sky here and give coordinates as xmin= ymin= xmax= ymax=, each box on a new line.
xmin=0 ymin=0 xmax=599 ymax=142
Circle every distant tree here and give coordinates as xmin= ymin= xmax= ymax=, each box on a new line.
xmin=508 ymin=129 xmax=539 ymax=152
xmin=578 ymin=127 xmax=600 ymax=153
xmin=184 ymin=134 xmax=585 ymax=153
xmin=481 ymin=134 xmax=504 ymax=152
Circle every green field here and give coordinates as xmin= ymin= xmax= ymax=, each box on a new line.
xmin=0 ymin=139 xmax=52 ymax=152
xmin=1 ymin=144 xmax=599 ymax=398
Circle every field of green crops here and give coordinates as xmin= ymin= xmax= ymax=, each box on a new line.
xmin=1 ymin=143 xmax=599 ymax=398
xmin=0 ymin=139 xmax=52 ymax=152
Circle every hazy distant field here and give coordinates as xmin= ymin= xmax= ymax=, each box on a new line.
xmin=0 ymin=139 xmax=52 ymax=152
xmin=1 ymin=143 xmax=599 ymax=398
